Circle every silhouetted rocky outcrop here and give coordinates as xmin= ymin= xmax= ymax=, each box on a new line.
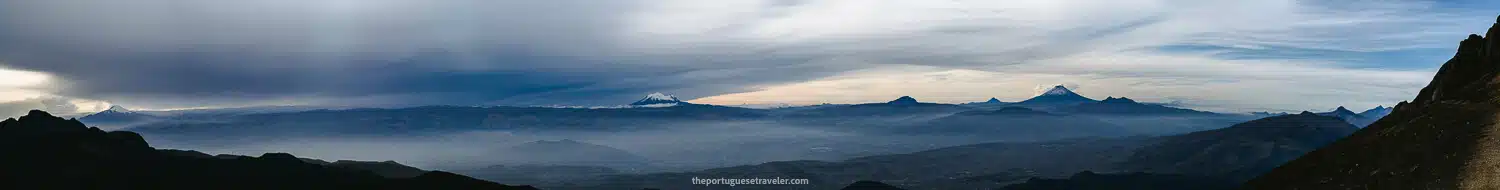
xmin=1244 ymin=15 xmax=1500 ymax=189
xmin=0 ymin=110 xmax=536 ymax=190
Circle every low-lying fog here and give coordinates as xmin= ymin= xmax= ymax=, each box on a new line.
xmin=140 ymin=121 xmax=995 ymax=172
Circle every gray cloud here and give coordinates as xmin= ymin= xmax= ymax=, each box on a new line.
xmin=0 ymin=0 xmax=1491 ymax=110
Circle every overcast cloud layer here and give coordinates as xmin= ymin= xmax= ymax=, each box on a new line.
xmin=1 ymin=0 xmax=1497 ymax=114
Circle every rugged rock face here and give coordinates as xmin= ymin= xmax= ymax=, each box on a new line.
xmin=0 ymin=110 xmax=536 ymax=190
xmin=1243 ymin=15 xmax=1500 ymax=189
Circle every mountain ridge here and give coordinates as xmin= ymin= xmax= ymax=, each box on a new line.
xmin=1244 ymin=14 xmax=1500 ymax=189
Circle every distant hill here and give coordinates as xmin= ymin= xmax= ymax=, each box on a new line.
xmin=777 ymin=96 xmax=974 ymax=117
xmin=0 ymin=110 xmax=535 ymax=190
xmin=1120 ymin=112 xmax=1358 ymax=182
xmin=1059 ymin=97 xmax=1218 ymax=116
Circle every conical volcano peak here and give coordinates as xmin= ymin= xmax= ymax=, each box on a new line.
xmin=105 ymin=105 xmax=132 ymax=113
xmin=986 ymin=97 xmax=1002 ymax=103
xmin=630 ymin=92 xmax=682 ymax=105
xmin=1333 ymin=106 xmax=1353 ymax=113
xmin=1018 ymin=84 xmax=1096 ymax=105
xmin=1041 ymin=85 xmax=1078 ymax=96
xmin=888 ymin=96 xmax=919 ymax=105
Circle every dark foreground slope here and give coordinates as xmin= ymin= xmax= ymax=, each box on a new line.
xmin=0 ymin=110 xmax=535 ymax=190
xmin=1244 ymin=15 xmax=1500 ymax=189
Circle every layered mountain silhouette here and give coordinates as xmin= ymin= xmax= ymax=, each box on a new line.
xmin=961 ymin=97 xmax=1008 ymax=105
xmin=777 ymin=96 xmax=973 ymax=118
xmin=0 ymin=110 xmax=536 ymax=190
xmin=1061 ymin=97 xmax=1217 ymax=115
xmin=1315 ymin=106 xmax=1374 ymax=127
xmin=1245 ymin=15 xmax=1500 ymax=189
xmin=1121 ymin=112 xmax=1358 ymax=182
xmin=1359 ymin=105 xmax=1392 ymax=118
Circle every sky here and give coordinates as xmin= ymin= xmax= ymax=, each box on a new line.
xmin=0 ymin=0 xmax=1497 ymax=115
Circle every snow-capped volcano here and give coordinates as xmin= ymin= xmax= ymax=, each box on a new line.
xmin=1040 ymin=85 xmax=1078 ymax=96
xmin=629 ymin=92 xmax=683 ymax=106
xmin=105 ymin=105 xmax=133 ymax=113
xmin=1016 ymin=85 xmax=1096 ymax=105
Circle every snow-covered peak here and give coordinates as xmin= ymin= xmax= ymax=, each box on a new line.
xmin=105 ymin=105 xmax=132 ymax=113
xmin=631 ymin=92 xmax=682 ymax=105
xmin=1041 ymin=85 xmax=1077 ymax=96
xmin=644 ymin=92 xmax=677 ymax=101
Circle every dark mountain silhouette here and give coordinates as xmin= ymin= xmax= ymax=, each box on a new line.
xmin=841 ymin=180 xmax=908 ymax=190
xmin=998 ymin=171 xmax=1236 ymax=190
xmin=326 ymin=160 xmax=429 ymax=178
xmin=499 ymin=139 xmax=651 ymax=168
xmin=1249 ymin=112 xmax=1289 ymax=117
xmin=960 ymin=97 xmax=1009 ymax=105
xmin=1244 ymin=15 xmax=1500 ymax=189
xmin=1060 ymin=97 xmax=1218 ymax=115
xmin=0 ymin=110 xmax=536 ymax=190
xmin=776 ymin=96 xmax=974 ymax=118
xmin=1120 ymin=112 xmax=1357 ymax=182
xmin=905 ymin=107 xmax=1128 ymax=140
xmin=1011 ymin=85 xmax=1097 ymax=108
xmin=888 ymin=96 xmax=919 ymax=105
xmin=1357 ymin=105 xmax=1393 ymax=119
xmin=1315 ymin=106 xmax=1374 ymax=127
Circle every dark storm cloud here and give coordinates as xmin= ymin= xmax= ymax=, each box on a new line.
xmin=0 ymin=0 xmax=1085 ymax=108
xmin=0 ymin=0 xmax=1463 ymax=110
